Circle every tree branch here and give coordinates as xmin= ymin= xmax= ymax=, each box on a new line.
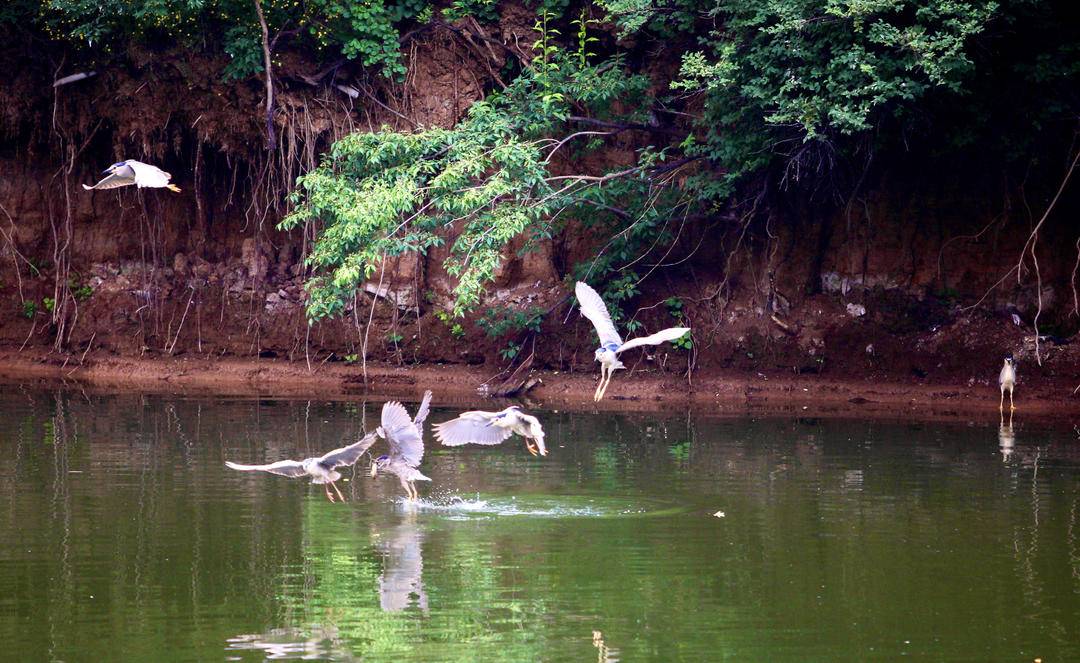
xmin=253 ymin=0 xmax=275 ymax=150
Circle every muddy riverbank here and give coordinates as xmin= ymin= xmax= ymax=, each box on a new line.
xmin=2 ymin=349 xmax=1077 ymax=424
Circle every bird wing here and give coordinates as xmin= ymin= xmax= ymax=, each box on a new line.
xmin=575 ymin=281 xmax=623 ymax=347
xmin=412 ymin=390 xmax=433 ymax=436
xmin=434 ymin=413 xmax=514 ymax=447
xmin=126 ymin=160 xmax=173 ymax=188
xmin=317 ymin=430 xmax=379 ymax=469
xmin=616 ymin=327 xmax=690 ymax=353
xmin=225 ymin=459 xmax=307 ymax=478
xmin=383 ymin=401 xmax=425 ymax=466
xmin=83 ymin=170 xmax=135 ymax=191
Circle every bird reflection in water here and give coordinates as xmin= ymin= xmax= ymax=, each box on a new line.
xmin=374 ymin=513 xmax=428 ymax=612
xmin=999 ymin=411 xmax=1015 ymax=462
xmin=592 ymin=630 xmax=620 ymax=662
xmin=225 ymin=624 xmax=355 ymax=661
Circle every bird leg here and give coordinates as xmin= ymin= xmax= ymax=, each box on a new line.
xmin=594 ymin=364 xmax=606 ymax=401
xmin=999 ymin=388 xmax=1004 ymax=413
xmin=330 ymin=480 xmax=347 ymax=502
xmin=324 ymin=484 xmax=336 ymax=502
xmin=525 ymin=439 xmax=539 ymax=456
xmin=597 ymin=369 xmax=613 ymax=401
xmin=1009 ymin=389 xmax=1015 ymax=411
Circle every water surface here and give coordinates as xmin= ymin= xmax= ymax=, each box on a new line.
xmin=2 ymin=389 xmax=1080 ymax=661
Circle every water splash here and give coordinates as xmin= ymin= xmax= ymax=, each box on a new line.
xmin=394 ymin=493 xmax=684 ymax=519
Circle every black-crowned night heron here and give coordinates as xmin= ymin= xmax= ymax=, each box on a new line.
xmin=434 ymin=406 xmax=547 ymax=456
xmin=370 ymin=391 xmax=433 ymax=500
xmin=83 ymin=160 xmax=181 ymax=192
xmin=999 ymin=353 xmax=1016 ymax=412
xmin=225 ymin=431 xmax=378 ymax=502
xmin=575 ymin=281 xmax=690 ymax=401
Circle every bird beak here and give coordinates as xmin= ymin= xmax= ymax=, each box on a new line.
xmin=101 ymin=167 xmax=112 ymax=175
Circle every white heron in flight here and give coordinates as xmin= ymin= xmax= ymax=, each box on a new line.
xmin=370 ymin=391 xmax=433 ymax=500
xmin=575 ymin=281 xmax=690 ymax=401
xmin=225 ymin=431 xmax=378 ymax=502
xmin=83 ymin=160 xmax=181 ymax=192
xmin=434 ymin=406 xmax=547 ymax=456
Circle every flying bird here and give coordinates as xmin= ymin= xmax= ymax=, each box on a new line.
xmin=83 ymin=160 xmax=181 ymax=192
xmin=225 ymin=431 xmax=378 ymax=502
xmin=999 ymin=353 xmax=1016 ymax=412
xmin=434 ymin=406 xmax=546 ymax=456
xmin=575 ymin=281 xmax=690 ymax=401
xmin=370 ymin=391 xmax=433 ymax=500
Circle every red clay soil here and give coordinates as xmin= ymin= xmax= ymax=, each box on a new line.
xmin=1 ymin=348 xmax=1077 ymax=424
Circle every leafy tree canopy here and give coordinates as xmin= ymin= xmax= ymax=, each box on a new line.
xmin=11 ymin=1 xmax=1078 ymax=320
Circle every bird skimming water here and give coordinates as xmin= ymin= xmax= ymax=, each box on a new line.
xmin=999 ymin=353 xmax=1016 ymax=412
xmin=370 ymin=391 xmax=433 ymax=500
xmin=225 ymin=431 xmax=378 ymax=502
xmin=575 ymin=281 xmax=690 ymax=401
xmin=83 ymin=160 xmax=181 ymax=192
xmin=434 ymin=406 xmax=547 ymax=456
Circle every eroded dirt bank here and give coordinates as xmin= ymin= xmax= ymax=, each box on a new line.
xmin=1 ymin=349 xmax=1077 ymax=424
xmin=2 ymin=22 xmax=1079 ymax=417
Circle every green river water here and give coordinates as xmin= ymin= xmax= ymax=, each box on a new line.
xmin=2 ymin=389 xmax=1079 ymax=661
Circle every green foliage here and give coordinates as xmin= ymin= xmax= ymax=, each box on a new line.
xmin=283 ymin=47 xmax=651 ymax=320
xmin=671 ymin=330 xmax=692 ymax=351
xmin=42 ymin=297 xmax=55 ymax=313
xmin=386 ymin=330 xmax=404 ymax=345
xmin=435 ymin=309 xmax=466 ymax=338
xmin=669 ymin=0 xmax=998 ymax=193
xmin=442 ymin=0 xmax=499 ymax=23
xmin=477 ymin=306 xmax=544 ymax=338
xmin=32 ymin=0 xmax=434 ymax=79
xmin=21 ymin=300 xmax=36 ymax=319
xmin=498 ymin=340 xmax=522 ymax=361
xmin=69 ymin=277 xmax=93 ymax=301
xmin=571 ymin=8 xmax=600 ymax=67
xmin=664 ymin=296 xmax=683 ymax=320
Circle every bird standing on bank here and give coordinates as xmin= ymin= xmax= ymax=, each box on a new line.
xmin=574 ymin=281 xmax=691 ymax=401
xmin=83 ymin=160 xmax=181 ymax=192
xmin=434 ymin=406 xmax=547 ymax=456
xmin=370 ymin=391 xmax=433 ymax=500
xmin=999 ymin=353 xmax=1016 ymax=412
xmin=225 ymin=431 xmax=378 ymax=502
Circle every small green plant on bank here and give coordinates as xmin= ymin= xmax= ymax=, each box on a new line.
xmin=499 ymin=341 xmax=522 ymax=361
xmin=665 ymin=296 xmax=684 ymax=320
xmin=42 ymin=297 xmax=55 ymax=313
xmin=386 ymin=330 xmax=404 ymax=345
xmin=69 ymin=276 xmax=93 ymax=301
xmin=664 ymin=296 xmax=691 ymax=350
xmin=21 ymin=300 xmax=36 ymax=319
xmin=344 ymin=353 xmax=359 ymax=364
xmin=434 ymin=309 xmax=467 ymax=338
xmin=672 ymin=331 xmax=692 ymax=352
xmin=477 ymin=306 xmax=544 ymax=338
